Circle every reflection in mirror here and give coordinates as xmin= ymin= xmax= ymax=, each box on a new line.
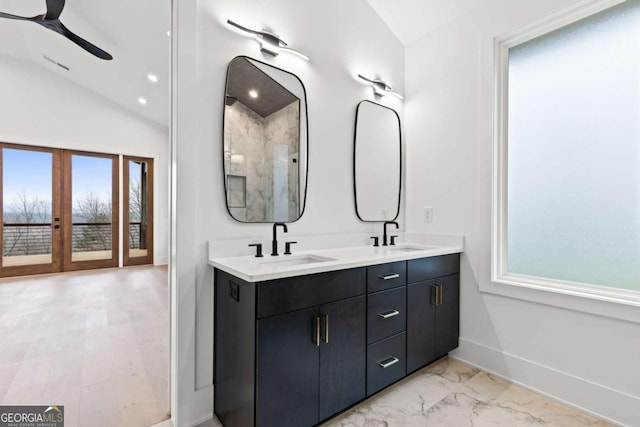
xmin=354 ymin=101 xmax=401 ymax=222
xmin=223 ymin=56 xmax=308 ymax=223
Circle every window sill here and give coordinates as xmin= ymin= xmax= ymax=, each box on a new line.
xmin=481 ymin=272 xmax=640 ymax=324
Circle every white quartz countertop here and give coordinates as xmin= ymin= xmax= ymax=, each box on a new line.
xmin=208 ymin=243 xmax=463 ymax=282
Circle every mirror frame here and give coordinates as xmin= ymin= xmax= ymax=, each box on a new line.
xmin=221 ymin=55 xmax=310 ymax=224
xmin=353 ymin=100 xmax=402 ymax=222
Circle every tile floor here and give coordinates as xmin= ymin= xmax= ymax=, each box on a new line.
xmin=0 ymin=266 xmax=170 ymax=427
xmin=201 ymin=357 xmax=611 ymax=427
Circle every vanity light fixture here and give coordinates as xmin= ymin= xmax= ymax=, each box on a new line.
xmin=357 ymin=74 xmax=403 ymax=99
xmin=226 ymin=19 xmax=310 ymax=61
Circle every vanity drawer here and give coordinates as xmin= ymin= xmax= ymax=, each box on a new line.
xmin=367 ymin=332 xmax=406 ymax=396
xmin=367 ymin=287 xmax=406 ymax=344
xmin=367 ymin=261 xmax=406 ymax=293
xmin=407 ymin=254 xmax=460 ymax=283
xmin=257 ymin=267 xmax=366 ymax=318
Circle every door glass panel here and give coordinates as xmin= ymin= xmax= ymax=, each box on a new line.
xmin=2 ymin=148 xmax=53 ymax=266
xmin=128 ymin=160 xmax=148 ymax=258
xmin=71 ymin=155 xmax=113 ymax=261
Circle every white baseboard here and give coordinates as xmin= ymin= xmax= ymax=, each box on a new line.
xmin=453 ymin=337 xmax=638 ymax=427
xmin=186 ymin=413 xmax=213 ymax=427
xmin=155 ymin=255 xmax=169 ymax=266
xmin=149 ymin=418 xmax=173 ymax=427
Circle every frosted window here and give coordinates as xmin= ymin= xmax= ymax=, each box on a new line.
xmin=507 ymin=0 xmax=640 ymax=291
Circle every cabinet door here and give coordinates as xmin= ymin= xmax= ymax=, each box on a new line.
xmin=257 ymin=306 xmax=320 ymax=427
xmin=435 ymin=274 xmax=460 ymax=358
xmin=407 ymin=280 xmax=436 ymax=373
xmin=319 ymin=295 xmax=366 ymax=421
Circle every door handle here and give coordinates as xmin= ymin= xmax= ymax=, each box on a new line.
xmin=438 ymin=284 xmax=444 ymax=306
xmin=432 ymin=285 xmax=438 ymax=306
xmin=379 ymin=273 xmax=400 ymax=280
xmin=378 ymin=310 xmax=400 ymax=319
xmin=378 ymin=357 xmax=399 ymax=369
xmin=314 ymin=316 xmax=321 ymax=347
xmin=323 ymin=313 xmax=329 ymax=344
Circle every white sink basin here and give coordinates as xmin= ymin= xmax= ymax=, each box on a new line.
xmin=259 ymin=254 xmax=336 ymax=268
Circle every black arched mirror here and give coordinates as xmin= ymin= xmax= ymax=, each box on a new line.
xmin=223 ymin=56 xmax=308 ymax=223
xmin=354 ymin=100 xmax=401 ymax=222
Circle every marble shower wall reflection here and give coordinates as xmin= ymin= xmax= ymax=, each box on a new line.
xmin=224 ymin=101 xmax=300 ymax=222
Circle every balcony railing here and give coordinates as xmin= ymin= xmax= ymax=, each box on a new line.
xmin=2 ymin=223 xmax=51 ymax=256
xmin=3 ymin=222 xmax=145 ymax=256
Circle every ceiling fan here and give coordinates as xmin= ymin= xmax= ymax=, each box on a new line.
xmin=0 ymin=0 xmax=113 ymax=60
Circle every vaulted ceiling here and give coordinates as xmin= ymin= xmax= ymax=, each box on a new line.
xmin=0 ymin=0 xmax=171 ymax=127
xmin=0 ymin=0 xmax=482 ymax=128
xmin=367 ymin=0 xmax=481 ymax=45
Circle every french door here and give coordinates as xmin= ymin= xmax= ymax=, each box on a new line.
xmin=0 ymin=144 xmax=62 ymax=277
xmin=62 ymin=150 xmax=119 ymax=271
xmin=0 ymin=144 xmax=118 ymax=277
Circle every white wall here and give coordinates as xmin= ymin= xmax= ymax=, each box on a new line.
xmin=173 ymin=0 xmax=404 ymax=424
xmin=404 ymin=1 xmax=639 ymax=425
xmin=0 ymin=57 xmax=169 ymax=265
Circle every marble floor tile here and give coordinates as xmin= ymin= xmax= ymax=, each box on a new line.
xmin=321 ymin=357 xmax=612 ymax=427
xmin=201 ymin=357 xmax=612 ymax=427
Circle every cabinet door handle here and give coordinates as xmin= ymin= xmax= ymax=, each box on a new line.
xmin=378 ymin=310 xmax=400 ymax=319
xmin=432 ymin=285 xmax=438 ymax=306
xmin=323 ymin=313 xmax=329 ymax=344
xmin=379 ymin=273 xmax=400 ymax=280
xmin=438 ymin=284 xmax=444 ymax=306
xmin=378 ymin=357 xmax=399 ymax=369
xmin=314 ymin=316 xmax=321 ymax=347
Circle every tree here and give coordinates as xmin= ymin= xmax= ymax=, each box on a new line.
xmin=128 ymin=178 xmax=145 ymax=249
xmin=3 ymin=189 xmax=51 ymax=256
xmin=73 ymin=192 xmax=112 ymax=252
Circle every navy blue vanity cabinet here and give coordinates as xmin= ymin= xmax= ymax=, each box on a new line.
xmin=257 ymin=294 xmax=367 ymax=426
xmin=406 ymin=254 xmax=460 ymax=374
xmin=214 ymin=253 xmax=461 ymax=427
xmin=214 ymin=267 xmax=366 ymax=427
xmin=366 ymin=262 xmax=407 ymax=396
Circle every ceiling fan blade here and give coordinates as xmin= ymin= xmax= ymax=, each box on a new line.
xmin=0 ymin=11 xmax=29 ymax=21
xmin=59 ymin=22 xmax=113 ymax=60
xmin=45 ymin=0 xmax=65 ymax=20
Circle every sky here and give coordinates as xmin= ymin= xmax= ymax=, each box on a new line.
xmin=3 ymin=148 xmax=113 ymax=212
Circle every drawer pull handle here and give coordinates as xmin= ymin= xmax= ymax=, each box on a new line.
xmin=379 ymin=273 xmax=400 ymax=281
xmin=378 ymin=310 xmax=400 ymax=319
xmin=378 ymin=357 xmax=400 ymax=369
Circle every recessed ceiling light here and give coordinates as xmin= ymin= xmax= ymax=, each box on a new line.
xmin=147 ymin=74 xmax=159 ymax=83
xmin=138 ymin=97 xmax=148 ymax=105
xmin=249 ymin=90 xmax=258 ymax=98
xmin=166 ymin=30 xmax=171 ymax=37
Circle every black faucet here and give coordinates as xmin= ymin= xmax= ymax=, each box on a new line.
xmin=271 ymin=223 xmax=288 ymax=256
xmin=382 ymin=221 xmax=399 ymax=246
